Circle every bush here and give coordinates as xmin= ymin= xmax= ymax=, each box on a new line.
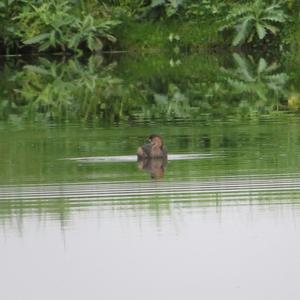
xmin=15 ymin=1 xmax=120 ymax=53
xmin=0 ymin=0 xmax=121 ymax=54
xmin=219 ymin=0 xmax=287 ymax=47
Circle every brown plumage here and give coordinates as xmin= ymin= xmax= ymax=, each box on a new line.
xmin=137 ymin=134 xmax=167 ymax=159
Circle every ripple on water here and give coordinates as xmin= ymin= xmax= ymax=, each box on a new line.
xmin=64 ymin=153 xmax=218 ymax=163
xmin=1 ymin=174 xmax=300 ymax=206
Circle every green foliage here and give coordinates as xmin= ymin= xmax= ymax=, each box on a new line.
xmin=0 ymin=0 xmax=25 ymax=53
xmin=0 ymin=0 xmax=298 ymax=53
xmin=139 ymin=82 xmax=193 ymax=119
xmin=219 ymin=0 xmax=287 ymax=46
xmin=142 ymin=0 xmax=230 ymax=20
xmin=0 ymin=53 xmax=295 ymax=123
xmin=222 ymin=53 xmax=288 ymax=114
xmin=14 ymin=1 xmax=120 ymax=53
xmin=129 ymin=0 xmax=186 ymax=19
xmin=185 ymin=0 xmax=228 ymax=20
xmin=10 ymin=56 xmax=142 ymax=122
xmin=282 ymin=0 xmax=300 ymax=49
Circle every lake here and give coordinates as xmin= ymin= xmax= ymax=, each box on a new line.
xmin=1 ymin=53 xmax=300 ymax=300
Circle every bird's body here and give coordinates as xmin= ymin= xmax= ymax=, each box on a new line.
xmin=137 ymin=135 xmax=167 ymax=160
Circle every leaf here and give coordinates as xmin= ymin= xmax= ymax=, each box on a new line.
xmin=256 ymin=23 xmax=267 ymax=39
xmin=257 ymin=58 xmax=267 ymax=73
xmin=227 ymin=78 xmax=248 ymax=92
xmin=170 ymin=0 xmax=183 ymax=7
xmin=232 ymin=17 xmax=251 ymax=46
xmin=105 ymin=34 xmax=117 ymax=43
xmin=256 ymin=89 xmax=267 ymax=101
xmin=82 ymin=15 xmax=94 ymax=31
xmin=151 ymin=0 xmax=165 ymax=7
xmin=23 ymin=33 xmax=50 ymax=45
xmin=38 ymin=41 xmax=51 ymax=51
xmin=154 ymin=93 xmax=168 ymax=105
xmin=247 ymin=31 xmax=255 ymax=43
xmin=49 ymin=30 xmax=56 ymax=47
xmin=228 ymin=5 xmax=251 ymax=19
xmin=265 ymin=62 xmax=278 ymax=73
xmin=263 ymin=24 xmax=278 ymax=35
xmin=68 ymin=33 xmax=81 ymax=49
xmin=87 ymin=35 xmax=94 ymax=51
xmin=24 ymin=65 xmax=51 ymax=76
xmin=166 ymin=5 xmax=177 ymax=17
xmin=262 ymin=15 xmax=285 ymax=23
xmin=93 ymin=38 xmax=103 ymax=51
xmin=265 ymin=1 xmax=281 ymax=12
xmin=266 ymin=73 xmax=289 ymax=85
xmin=233 ymin=53 xmax=254 ymax=82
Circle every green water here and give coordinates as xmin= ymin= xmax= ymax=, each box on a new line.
xmin=1 ymin=53 xmax=300 ymax=300
xmin=1 ymin=117 xmax=300 ymax=184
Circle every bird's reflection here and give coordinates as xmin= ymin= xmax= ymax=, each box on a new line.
xmin=138 ymin=158 xmax=167 ymax=179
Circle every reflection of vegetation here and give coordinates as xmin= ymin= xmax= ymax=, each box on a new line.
xmin=1 ymin=180 xmax=300 ymax=232
xmin=222 ymin=53 xmax=288 ymax=114
xmin=0 ymin=53 xmax=295 ymax=122
xmin=140 ymin=83 xmax=192 ymax=119
xmin=9 ymin=56 xmax=143 ymax=122
xmin=0 ymin=198 xmax=74 ymax=233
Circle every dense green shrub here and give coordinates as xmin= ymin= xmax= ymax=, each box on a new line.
xmin=219 ymin=0 xmax=287 ymax=47
xmin=0 ymin=0 xmax=298 ymax=53
xmin=0 ymin=0 xmax=25 ymax=53
xmin=16 ymin=2 xmax=120 ymax=53
xmin=0 ymin=0 xmax=121 ymax=54
xmin=185 ymin=0 xmax=230 ymax=20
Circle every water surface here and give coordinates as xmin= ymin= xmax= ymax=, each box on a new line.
xmin=1 ymin=53 xmax=300 ymax=300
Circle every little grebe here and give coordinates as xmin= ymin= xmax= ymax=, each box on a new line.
xmin=137 ymin=134 xmax=167 ymax=159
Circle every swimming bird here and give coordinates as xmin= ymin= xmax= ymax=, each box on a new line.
xmin=137 ymin=134 xmax=167 ymax=160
